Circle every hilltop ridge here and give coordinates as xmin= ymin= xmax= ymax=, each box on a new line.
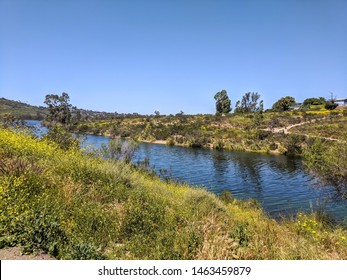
xmin=0 ymin=97 xmax=47 ymax=120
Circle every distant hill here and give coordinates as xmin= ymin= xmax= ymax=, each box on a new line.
xmin=0 ymin=97 xmax=147 ymax=121
xmin=0 ymin=97 xmax=47 ymax=120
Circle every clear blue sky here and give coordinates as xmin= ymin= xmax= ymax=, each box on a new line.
xmin=1 ymin=0 xmax=346 ymax=114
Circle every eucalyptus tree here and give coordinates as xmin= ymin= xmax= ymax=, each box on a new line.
xmin=44 ymin=92 xmax=72 ymax=125
xmin=214 ymin=90 xmax=231 ymax=114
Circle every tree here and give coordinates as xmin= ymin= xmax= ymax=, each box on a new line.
xmin=44 ymin=92 xmax=72 ymax=125
xmin=272 ymin=96 xmax=296 ymax=112
xmin=303 ymin=97 xmax=326 ymax=107
xmin=214 ymin=90 xmax=231 ymax=114
xmin=234 ymin=92 xmax=263 ymax=113
xmin=259 ymin=100 xmax=264 ymax=113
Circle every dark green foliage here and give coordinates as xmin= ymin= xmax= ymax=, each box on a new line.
xmin=230 ymin=222 xmax=251 ymax=246
xmin=269 ymin=142 xmax=278 ymax=151
xmin=234 ymin=92 xmax=262 ymax=113
xmin=272 ymin=96 xmax=296 ymax=111
xmin=255 ymin=130 xmax=271 ymax=140
xmin=325 ymin=101 xmax=338 ymax=110
xmin=285 ymin=134 xmax=305 ymax=156
xmin=214 ymin=90 xmax=231 ymax=114
xmin=15 ymin=211 xmax=68 ymax=257
xmin=303 ymin=97 xmax=326 ymax=107
xmin=44 ymin=92 xmax=72 ymax=125
xmin=252 ymin=112 xmax=264 ymax=128
xmin=66 ymin=242 xmax=104 ymax=260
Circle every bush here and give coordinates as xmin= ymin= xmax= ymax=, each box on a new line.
xmin=303 ymin=138 xmax=347 ymax=199
xmin=42 ymin=126 xmax=80 ymax=150
xmin=166 ymin=137 xmax=175 ymax=146
xmin=101 ymin=138 xmax=138 ymax=162
xmin=325 ymin=101 xmax=338 ymax=110
xmin=285 ymin=134 xmax=305 ymax=156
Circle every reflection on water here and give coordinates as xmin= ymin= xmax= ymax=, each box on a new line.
xmin=83 ymin=134 xmax=346 ymax=221
xmin=26 ymin=121 xmax=347 ymax=222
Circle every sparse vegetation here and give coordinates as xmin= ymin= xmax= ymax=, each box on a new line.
xmin=71 ymin=108 xmax=346 ymax=156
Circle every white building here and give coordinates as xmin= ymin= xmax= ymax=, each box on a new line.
xmin=335 ymin=98 xmax=347 ymax=106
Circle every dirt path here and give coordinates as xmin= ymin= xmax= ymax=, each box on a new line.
xmin=264 ymin=118 xmax=323 ymax=134
xmin=263 ymin=117 xmax=343 ymax=142
xmin=0 ymin=247 xmax=56 ymax=260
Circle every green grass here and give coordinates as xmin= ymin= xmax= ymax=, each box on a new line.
xmin=0 ymin=127 xmax=347 ymax=259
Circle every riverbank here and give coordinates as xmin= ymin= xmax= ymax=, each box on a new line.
xmin=1 ymin=127 xmax=346 ymax=260
xmin=73 ymin=111 xmax=347 ymax=156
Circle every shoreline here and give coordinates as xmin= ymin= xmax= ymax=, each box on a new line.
xmin=80 ymin=131 xmax=286 ymax=156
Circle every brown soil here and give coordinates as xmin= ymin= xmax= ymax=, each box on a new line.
xmin=0 ymin=247 xmax=56 ymax=260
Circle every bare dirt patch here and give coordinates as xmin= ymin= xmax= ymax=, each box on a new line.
xmin=0 ymin=247 xmax=56 ymax=260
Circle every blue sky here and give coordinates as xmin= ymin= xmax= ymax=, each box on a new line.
xmin=1 ymin=0 xmax=346 ymax=114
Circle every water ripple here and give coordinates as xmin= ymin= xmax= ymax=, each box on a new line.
xmin=83 ymin=134 xmax=346 ymax=221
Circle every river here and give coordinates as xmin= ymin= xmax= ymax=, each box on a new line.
xmin=26 ymin=120 xmax=347 ymax=222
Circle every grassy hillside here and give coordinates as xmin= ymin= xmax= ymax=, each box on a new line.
xmin=0 ymin=97 xmax=47 ymax=120
xmin=290 ymin=114 xmax=347 ymax=140
xmin=74 ymin=109 xmax=347 ymax=155
xmin=0 ymin=97 xmax=143 ymax=122
xmin=0 ymin=127 xmax=346 ymax=259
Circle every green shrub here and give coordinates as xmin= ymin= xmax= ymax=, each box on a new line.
xmin=42 ymin=126 xmax=80 ymax=150
xmin=230 ymin=222 xmax=251 ymax=246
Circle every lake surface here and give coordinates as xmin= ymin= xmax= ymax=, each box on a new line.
xmin=83 ymin=134 xmax=347 ymax=222
xmin=26 ymin=120 xmax=347 ymax=222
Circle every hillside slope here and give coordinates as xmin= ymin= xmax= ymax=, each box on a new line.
xmin=0 ymin=127 xmax=346 ymax=259
xmin=0 ymin=97 xmax=47 ymax=120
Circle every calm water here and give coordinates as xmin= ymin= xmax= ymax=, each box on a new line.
xmin=26 ymin=121 xmax=347 ymax=222
xmin=83 ymin=134 xmax=347 ymax=222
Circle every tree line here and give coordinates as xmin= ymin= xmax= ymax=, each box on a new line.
xmin=42 ymin=91 xmax=340 ymax=126
xmin=214 ymin=90 xmax=339 ymax=115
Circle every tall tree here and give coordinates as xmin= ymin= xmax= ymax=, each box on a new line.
xmin=214 ymin=90 xmax=231 ymax=114
xmin=44 ymin=92 xmax=72 ymax=125
xmin=234 ymin=92 xmax=263 ymax=113
xmin=272 ymin=96 xmax=296 ymax=112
